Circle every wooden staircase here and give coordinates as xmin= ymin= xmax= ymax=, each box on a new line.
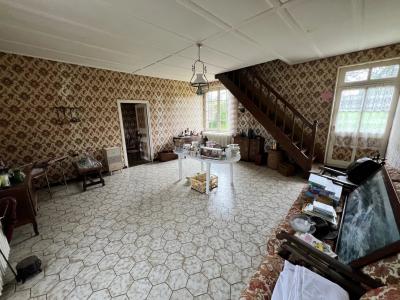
xmin=216 ymin=68 xmax=318 ymax=173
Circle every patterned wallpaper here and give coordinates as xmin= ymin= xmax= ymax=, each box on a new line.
xmin=0 ymin=52 xmax=202 ymax=181
xmin=239 ymin=43 xmax=400 ymax=163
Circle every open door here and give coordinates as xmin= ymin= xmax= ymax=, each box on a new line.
xmin=118 ymin=100 xmax=152 ymax=167
xmin=135 ymin=104 xmax=151 ymax=161
xmin=326 ymin=59 xmax=400 ymax=167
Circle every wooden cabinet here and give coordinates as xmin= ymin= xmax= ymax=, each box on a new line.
xmin=234 ymin=136 xmax=249 ymax=161
xmin=234 ymin=136 xmax=265 ymax=162
xmin=0 ymin=166 xmax=38 ymax=235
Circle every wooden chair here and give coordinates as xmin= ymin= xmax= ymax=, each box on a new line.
xmin=276 ymin=231 xmax=382 ymax=300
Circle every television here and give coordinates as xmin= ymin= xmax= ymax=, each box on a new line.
xmin=335 ymin=167 xmax=400 ymax=267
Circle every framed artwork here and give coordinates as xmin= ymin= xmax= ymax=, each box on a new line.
xmin=336 ymin=167 xmax=400 ymax=267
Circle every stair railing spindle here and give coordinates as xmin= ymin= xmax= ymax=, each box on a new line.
xmin=291 ymin=114 xmax=295 ymax=142
xmin=300 ymin=122 xmax=304 ymax=150
xmin=283 ymin=104 xmax=286 ymax=132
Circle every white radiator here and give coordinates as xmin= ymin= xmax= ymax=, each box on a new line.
xmin=203 ymin=132 xmax=233 ymax=147
xmin=103 ymin=147 xmax=123 ymax=174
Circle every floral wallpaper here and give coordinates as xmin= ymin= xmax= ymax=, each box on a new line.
xmin=0 ymin=52 xmax=202 ymax=182
xmin=238 ymin=43 xmax=400 ymax=164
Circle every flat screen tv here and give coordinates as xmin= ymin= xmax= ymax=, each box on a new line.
xmin=336 ymin=167 xmax=400 ymax=267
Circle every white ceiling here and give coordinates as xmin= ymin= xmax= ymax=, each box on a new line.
xmin=0 ymin=0 xmax=399 ymax=81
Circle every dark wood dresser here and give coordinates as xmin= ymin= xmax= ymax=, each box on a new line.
xmin=0 ymin=166 xmax=38 ymax=235
xmin=234 ymin=136 xmax=265 ymax=162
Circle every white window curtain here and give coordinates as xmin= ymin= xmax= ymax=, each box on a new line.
xmin=227 ymin=90 xmax=238 ymax=135
xmin=334 ymin=85 xmax=396 ymax=150
xmin=203 ymin=88 xmax=237 ymax=146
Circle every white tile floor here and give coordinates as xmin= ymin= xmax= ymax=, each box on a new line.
xmin=1 ymin=160 xmax=305 ymax=300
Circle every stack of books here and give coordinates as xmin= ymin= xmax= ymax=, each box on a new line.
xmin=306 ymin=174 xmax=342 ymax=206
xmin=302 ymin=174 xmax=342 ymax=227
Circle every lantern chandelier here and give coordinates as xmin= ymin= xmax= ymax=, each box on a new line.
xmin=190 ymin=43 xmax=209 ymax=95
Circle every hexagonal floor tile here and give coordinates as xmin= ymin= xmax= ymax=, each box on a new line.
xmin=127 ymin=278 xmax=152 ymax=300
xmin=147 ymin=283 xmax=172 ymax=300
xmin=165 ymin=253 xmax=184 ymax=270
xmin=166 ymin=269 xmax=188 ymax=290
xmin=208 ymin=277 xmax=230 ymax=300
xmin=148 ymin=265 xmax=170 ymax=285
xmin=114 ymin=257 xmax=135 ymax=275
xmin=221 ymin=263 xmax=242 ymax=284
xmin=183 ymin=256 xmax=202 ymax=275
xmin=186 ymin=273 xmax=208 ymax=296
xmin=90 ymin=269 xmax=116 ymax=291
xmin=108 ymin=274 xmax=134 ymax=297
xmin=130 ymin=261 xmax=152 ymax=280
xmin=201 ymin=260 xmax=221 ymax=279
xmin=170 ymin=288 xmax=193 ymax=300
xmin=196 ymin=246 xmax=214 ymax=261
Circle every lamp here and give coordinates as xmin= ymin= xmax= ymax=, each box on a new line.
xmin=190 ymin=43 xmax=209 ymax=95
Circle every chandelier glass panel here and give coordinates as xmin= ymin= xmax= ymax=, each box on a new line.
xmin=190 ymin=43 xmax=209 ymax=95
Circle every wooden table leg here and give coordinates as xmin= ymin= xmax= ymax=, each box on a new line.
xmin=83 ymin=174 xmax=87 ymax=192
xmin=33 ymin=221 xmax=39 ymax=235
xmin=99 ymin=170 xmax=105 ymax=186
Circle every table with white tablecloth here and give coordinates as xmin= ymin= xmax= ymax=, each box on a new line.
xmin=174 ymin=151 xmax=240 ymax=195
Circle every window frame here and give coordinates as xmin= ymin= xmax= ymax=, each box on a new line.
xmin=325 ymin=57 xmax=400 ymax=166
xmin=338 ymin=59 xmax=400 ymax=88
xmin=204 ymin=87 xmax=230 ymax=132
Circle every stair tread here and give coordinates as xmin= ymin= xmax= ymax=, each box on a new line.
xmin=219 ymin=71 xmax=317 ymax=172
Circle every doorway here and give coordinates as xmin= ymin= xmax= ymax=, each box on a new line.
xmin=117 ymin=100 xmax=153 ymax=167
xmin=326 ymin=58 xmax=400 ymax=167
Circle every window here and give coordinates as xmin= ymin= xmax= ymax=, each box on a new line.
xmin=336 ymin=60 xmax=400 ymax=137
xmin=327 ymin=58 xmax=400 ymax=166
xmin=205 ymin=88 xmax=235 ymax=132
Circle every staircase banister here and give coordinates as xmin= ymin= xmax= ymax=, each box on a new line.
xmin=243 ymin=69 xmax=314 ymax=129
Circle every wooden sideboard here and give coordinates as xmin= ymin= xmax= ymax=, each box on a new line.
xmin=0 ymin=166 xmax=38 ymax=235
xmin=234 ymin=136 xmax=265 ymax=162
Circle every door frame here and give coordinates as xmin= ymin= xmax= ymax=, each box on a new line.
xmin=325 ymin=58 xmax=400 ymax=167
xmin=117 ymin=100 xmax=154 ymax=167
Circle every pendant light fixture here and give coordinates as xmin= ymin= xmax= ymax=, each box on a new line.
xmin=190 ymin=43 xmax=209 ymax=95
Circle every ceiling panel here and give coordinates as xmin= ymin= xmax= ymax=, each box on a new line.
xmin=160 ymin=54 xmax=226 ymax=75
xmin=0 ymin=4 xmax=171 ymax=69
xmin=0 ymin=24 xmax=144 ymax=69
xmin=136 ymin=63 xmax=193 ymax=81
xmin=204 ymin=31 xmax=276 ymax=67
xmin=192 ymin=0 xmax=273 ymax=26
xmin=0 ymin=39 xmax=137 ymax=73
xmin=363 ymin=0 xmax=400 ymax=48
xmin=178 ymin=45 xmax=243 ymax=69
xmin=110 ymin=0 xmax=223 ymax=41
xmin=286 ymin=0 xmax=357 ymax=56
xmin=0 ymin=0 xmax=192 ymax=52
xmin=239 ymin=12 xmax=317 ymax=63
xmin=286 ymin=0 xmax=353 ymax=33
xmin=0 ymin=0 xmax=399 ymax=81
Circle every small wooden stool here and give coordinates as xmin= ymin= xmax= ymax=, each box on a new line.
xmin=74 ymin=161 xmax=105 ymax=192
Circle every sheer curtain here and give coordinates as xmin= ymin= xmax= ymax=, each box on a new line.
xmin=227 ymin=90 xmax=238 ymax=135
xmin=203 ymin=88 xmax=238 ymax=146
xmin=334 ymin=86 xmax=395 ymax=151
